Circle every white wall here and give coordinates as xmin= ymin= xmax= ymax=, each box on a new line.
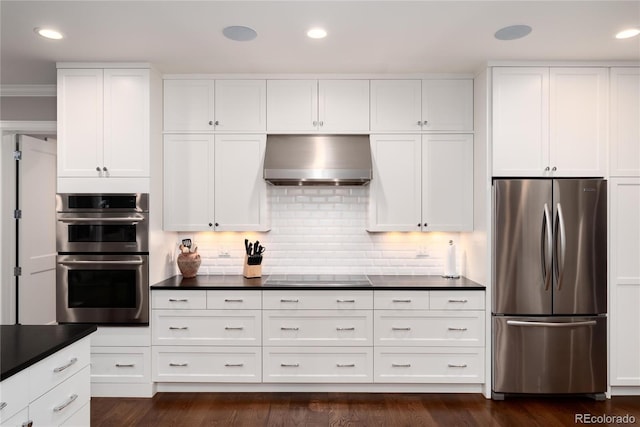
xmin=174 ymin=186 xmax=470 ymax=278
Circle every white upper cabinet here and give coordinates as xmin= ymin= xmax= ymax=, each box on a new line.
xmin=370 ymin=80 xmax=422 ymax=132
xmin=267 ymin=79 xmax=369 ymax=132
xmin=492 ymin=67 xmax=608 ymax=177
xmin=610 ymin=67 xmax=640 ymax=176
xmin=57 ymin=67 xmax=150 ymax=179
xmin=163 ymin=79 xmax=266 ymax=132
xmin=422 ymin=79 xmax=473 ymax=131
xmin=368 ymin=134 xmax=473 ymax=232
xmin=370 ymin=79 xmax=473 ymax=132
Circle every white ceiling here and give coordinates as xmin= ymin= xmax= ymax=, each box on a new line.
xmin=1 ymin=0 xmax=639 ymax=85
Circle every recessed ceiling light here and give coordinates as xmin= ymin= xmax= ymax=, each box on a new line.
xmin=494 ymin=25 xmax=532 ymax=41
xmin=616 ymin=28 xmax=640 ymax=39
xmin=34 ymin=27 xmax=63 ymax=40
xmin=222 ymin=25 xmax=257 ymax=42
xmin=307 ymin=28 xmax=327 ymax=39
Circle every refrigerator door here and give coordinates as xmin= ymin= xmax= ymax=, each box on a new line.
xmin=552 ymin=179 xmax=607 ymax=315
xmin=493 ymin=315 xmax=607 ymax=395
xmin=494 ymin=180 xmax=553 ymax=315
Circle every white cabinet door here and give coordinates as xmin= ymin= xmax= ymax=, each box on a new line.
xmin=610 ymin=178 xmax=640 ymax=386
xmin=103 ymin=68 xmax=150 ymax=177
xmin=57 ymin=68 xmax=104 ymax=177
xmin=267 ymin=80 xmax=318 ymax=132
xmin=422 ymin=134 xmax=473 ymax=231
xmin=163 ymin=134 xmax=215 ymax=231
xmin=214 ymin=134 xmax=268 ymax=231
xmin=214 ymin=80 xmax=266 ymax=132
xmin=368 ymin=135 xmax=422 ymax=231
xmin=163 ymin=80 xmax=215 ymax=131
xmin=610 ymin=68 xmax=640 ymax=176
xmin=549 ymin=67 xmax=608 ymax=177
xmin=318 ymin=80 xmax=369 ymax=132
xmin=422 ymin=79 xmax=473 ymax=131
xmin=370 ymin=80 xmax=422 ymax=132
xmin=492 ymin=67 xmax=550 ymax=177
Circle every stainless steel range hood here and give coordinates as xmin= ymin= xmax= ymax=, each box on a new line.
xmin=264 ymin=134 xmax=372 ymax=186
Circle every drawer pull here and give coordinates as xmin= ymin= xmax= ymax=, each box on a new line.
xmin=392 ymin=363 xmax=412 ymax=368
xmin=0 ymin=402 xmax=7 ymax=411
xmin=53 ymin=394 xmax=78 ymax=413
xmin=448 ymin=299 xmax=468 ymax=303
xmin=168 ymin=298 xmax=188 ymax=302
xmin=224 ymin=363 xmax=245 ymax=367
xmin=224 ymin=299 xmax=244 ymax=303
xmin=392 ymin=299 xmax=412 ymax=303
xmin=169 ymin=326 xmax=189 ymax=330
xmin=115 ymin=363 xmax=135 ymax=368
xmin=448 ymin=363 xmax=468 ymax=368
xmin=280 ymin=327 xmax=299 ymax=331
xmin=448 ymin=327 xmax=468 ymax=331
xmin=336 ymin=299 xmax=355 ymax=303
xmin=169 ymin=362 xmax=189 ymax=367
xmin=280 ymin=299 xmax=299 ymax=303
xmin=336 ymin=363 xmax=356 ymax=368
xmin=392 ymin=327 xmax=411 ymax=331
xmin=225 ymin=326 xmax=245 ymax=330
xmin=23 ymin=421 xmax=33 ymax=427
xmin=280 ymin=363 xmax=299 ymax=367
xmin=336 ymin=327 xmax=355 ymax=331
xmin=53 ymin=357 xmax=78 ymax=373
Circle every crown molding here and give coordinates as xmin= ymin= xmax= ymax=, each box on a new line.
xmin=0 ymin=85 xmax=56 ymax=97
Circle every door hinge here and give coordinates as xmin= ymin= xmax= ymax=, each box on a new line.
xmin=13 ymin=150 xmax=22 ymax=161
xmin=14 ymin=266 xmax=22 ymax=277
xmin=14 ymin=209 xmax=22 ymax=219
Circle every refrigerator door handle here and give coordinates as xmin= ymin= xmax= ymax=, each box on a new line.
xmin=541 ymin=203 xmax=552 ymax=291
xmin=554 ymin=203 xmax=567 ymax=290
xmin=506 ymin=320 xmax=597 ymax=328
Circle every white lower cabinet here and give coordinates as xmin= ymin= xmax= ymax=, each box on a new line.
xmin=0 ymin=370 xmax=29 ymax=426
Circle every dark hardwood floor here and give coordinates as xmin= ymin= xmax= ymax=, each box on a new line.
xmin=91 ymin=392 xmax=640 ymax=426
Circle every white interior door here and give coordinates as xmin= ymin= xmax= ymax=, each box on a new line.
xmin=18 ymin=135 xmax=57 ymax=324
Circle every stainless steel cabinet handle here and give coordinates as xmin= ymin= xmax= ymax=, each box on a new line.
xmin=448 ymin=327 xmax=468 ymax=331
xmin=225 ymin=299 xmax=244 ymax=303
xmin=280 ymin=327 xmax=299 ymax=331
xmin=392 ymin=363 xmax=411 ymax=368
xmin=448 ymin=364 xmax=468 ymax=368
xmin=280 ymin=363 xmax=299 ymax=367
xmin=392 ymin=299 xmax=412 ymax=303
xmin=169 ymin=326 xmax=189 ymax=330
xmin=115 ymin=363 xmax=135 ymax=368
xmin=225 ymin=363 xmax=244 ymax=367
xmin=336 ymin=327 xmax=355 ymax=331
xmin=53 ymin=357 xmax=78 ymax=373
xmin=336 ymin=363 xmax=355 ymax=368
xmin=58 ymin=259 xmax=144 ymax=265
xmin=336 ymin=299 xmax=355 ymax=303
xmin=447 ymin=299 xmax=468 ymax=303
xmin=53 ymin=394 xmax=78 ymax=413
xmin=0 ymin=402 xmax=7 ymax=410
xmin=168 ymin=298 xmax=188 ymax=302
xmin=224 ymin=326 xmax=244 ymax=330
xmin=169 ymin=362 xmax=188 ymax=367
xmin=392 ymin=327 xmax=411 ymax=331
xmin=507 ymin=320 xmax=597 ymax=328
xmin=280 ymin=299 xmax=299 ymax=303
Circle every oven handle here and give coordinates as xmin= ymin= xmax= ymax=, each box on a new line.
xmin=57 ymin=216 xmax=146 ymax=223
xmin=57 ymin=260 xmax=145 ymax=265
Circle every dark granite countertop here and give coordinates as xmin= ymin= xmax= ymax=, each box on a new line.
xmin=1 ymin=324 xmax=97 ymax=381
xmin=151 ymin=274 xmax=484 ymax=291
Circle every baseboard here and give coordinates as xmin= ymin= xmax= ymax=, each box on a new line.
xmin=156 ymin=382 xmax=484 ymax=393
xmin=610 ymin=386 xmax=640 ymax=396
xmin=91 ymin=382 xmax=157 ymax=398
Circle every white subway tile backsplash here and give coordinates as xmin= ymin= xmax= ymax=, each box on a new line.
xmin=178 ymin=186 xmax=463 ymax=276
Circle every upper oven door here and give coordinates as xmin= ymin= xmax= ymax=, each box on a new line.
xmin=56 ymin=212 xmax=149 ymax=253
xmin=57 ymin=193 xmax=148 ymax=213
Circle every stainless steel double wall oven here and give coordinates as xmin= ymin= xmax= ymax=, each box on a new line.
xmin=56 ymin=194 xmax=149 ymax=325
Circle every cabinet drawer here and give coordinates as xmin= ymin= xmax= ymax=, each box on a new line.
xmin=429 ymin=291 xmax=484 ymax=310
xmin=28 ymin=336 xmax=90 ymax=401
xmin=263 ymin=310 xmax=373 ymax=346
xmin=152 ymin=290 xmax=207 ymax=309
xmin=153 ymin=346 xmax=261 ymax=383
xmin=0 ymin=370 xmax=29 ymax=423
xmin=91 ymin=346 xmax=151 ymax=383
xmin=374 ymin=347 xmax=484 ymax=383
xmin=207 ymin=291 xmax=261 ymax=310
xmin=29 ymin=366 xmax=91 ymax=427
xmin=374 ymin=291 xmax=429 ymax=310
xmin=263 ymin=290 xmax=373 ymax=310
xmin=153 ymin=310 xmax=261 ymax=346
xmin=1 ymin=406 xmax=29 ymax=427
xmin=375 ymin=311 xmax=484 ymax=347
xmin=263 ymin=347 xmax=373 ymax=383
xmin=60 ymin=402 xmax=90 ymax=427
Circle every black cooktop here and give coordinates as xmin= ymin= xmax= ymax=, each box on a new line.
xmin=263 ymin=274 xmax=372 ymax=286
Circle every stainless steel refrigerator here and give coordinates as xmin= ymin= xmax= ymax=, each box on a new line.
xmin=492 ymin=179 xmax=607 ymax=400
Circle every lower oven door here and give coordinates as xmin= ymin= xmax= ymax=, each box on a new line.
xmin=56 ymin=254 xmax=149 ymax=325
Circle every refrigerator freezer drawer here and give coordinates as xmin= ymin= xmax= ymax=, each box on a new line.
xmin=493 ymin=316 xmax=606 ymax=395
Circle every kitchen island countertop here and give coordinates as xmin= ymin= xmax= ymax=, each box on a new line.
xmin=151 ymin=274 xmax=484 ymax=291
xmin=1 ymin=324 xmax=97 ymax=381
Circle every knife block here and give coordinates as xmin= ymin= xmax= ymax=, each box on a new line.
xmin=243 ymin=255 xmax=262 ymax=278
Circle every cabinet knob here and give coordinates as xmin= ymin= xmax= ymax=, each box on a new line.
xmin=215 ymin=222 xmax=219 ymax=227
xmin=102 ymin=166 xmax=108 ymax=172
xmin=416 ymin=121 xmax=422 ymax=126
xmin=208 ymin=222 xmax=213 ymax=227
xmin=214 ymin=120 xmax=220 ymax=126
xmin=552 ymin=166 xmax=557 ymax=171
xmin=423 ymin=120 xmax=428 ymax=126
xmin=417 ymin=223 xmax=421 ymax=227
xmin=312 ymin=120 xmax=318 ymax=127
xmin=96 ymin=166 xmax=101 ymax=172
xmin=545 ymin=166 xmax=550 ymax=171
xmin=319 ymin=121 xmax=324 ymax=126
xmin=208 ymin=120 xmax=214 ymax=126
xmin=423 ymin=223 xmax=428 ymax=227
